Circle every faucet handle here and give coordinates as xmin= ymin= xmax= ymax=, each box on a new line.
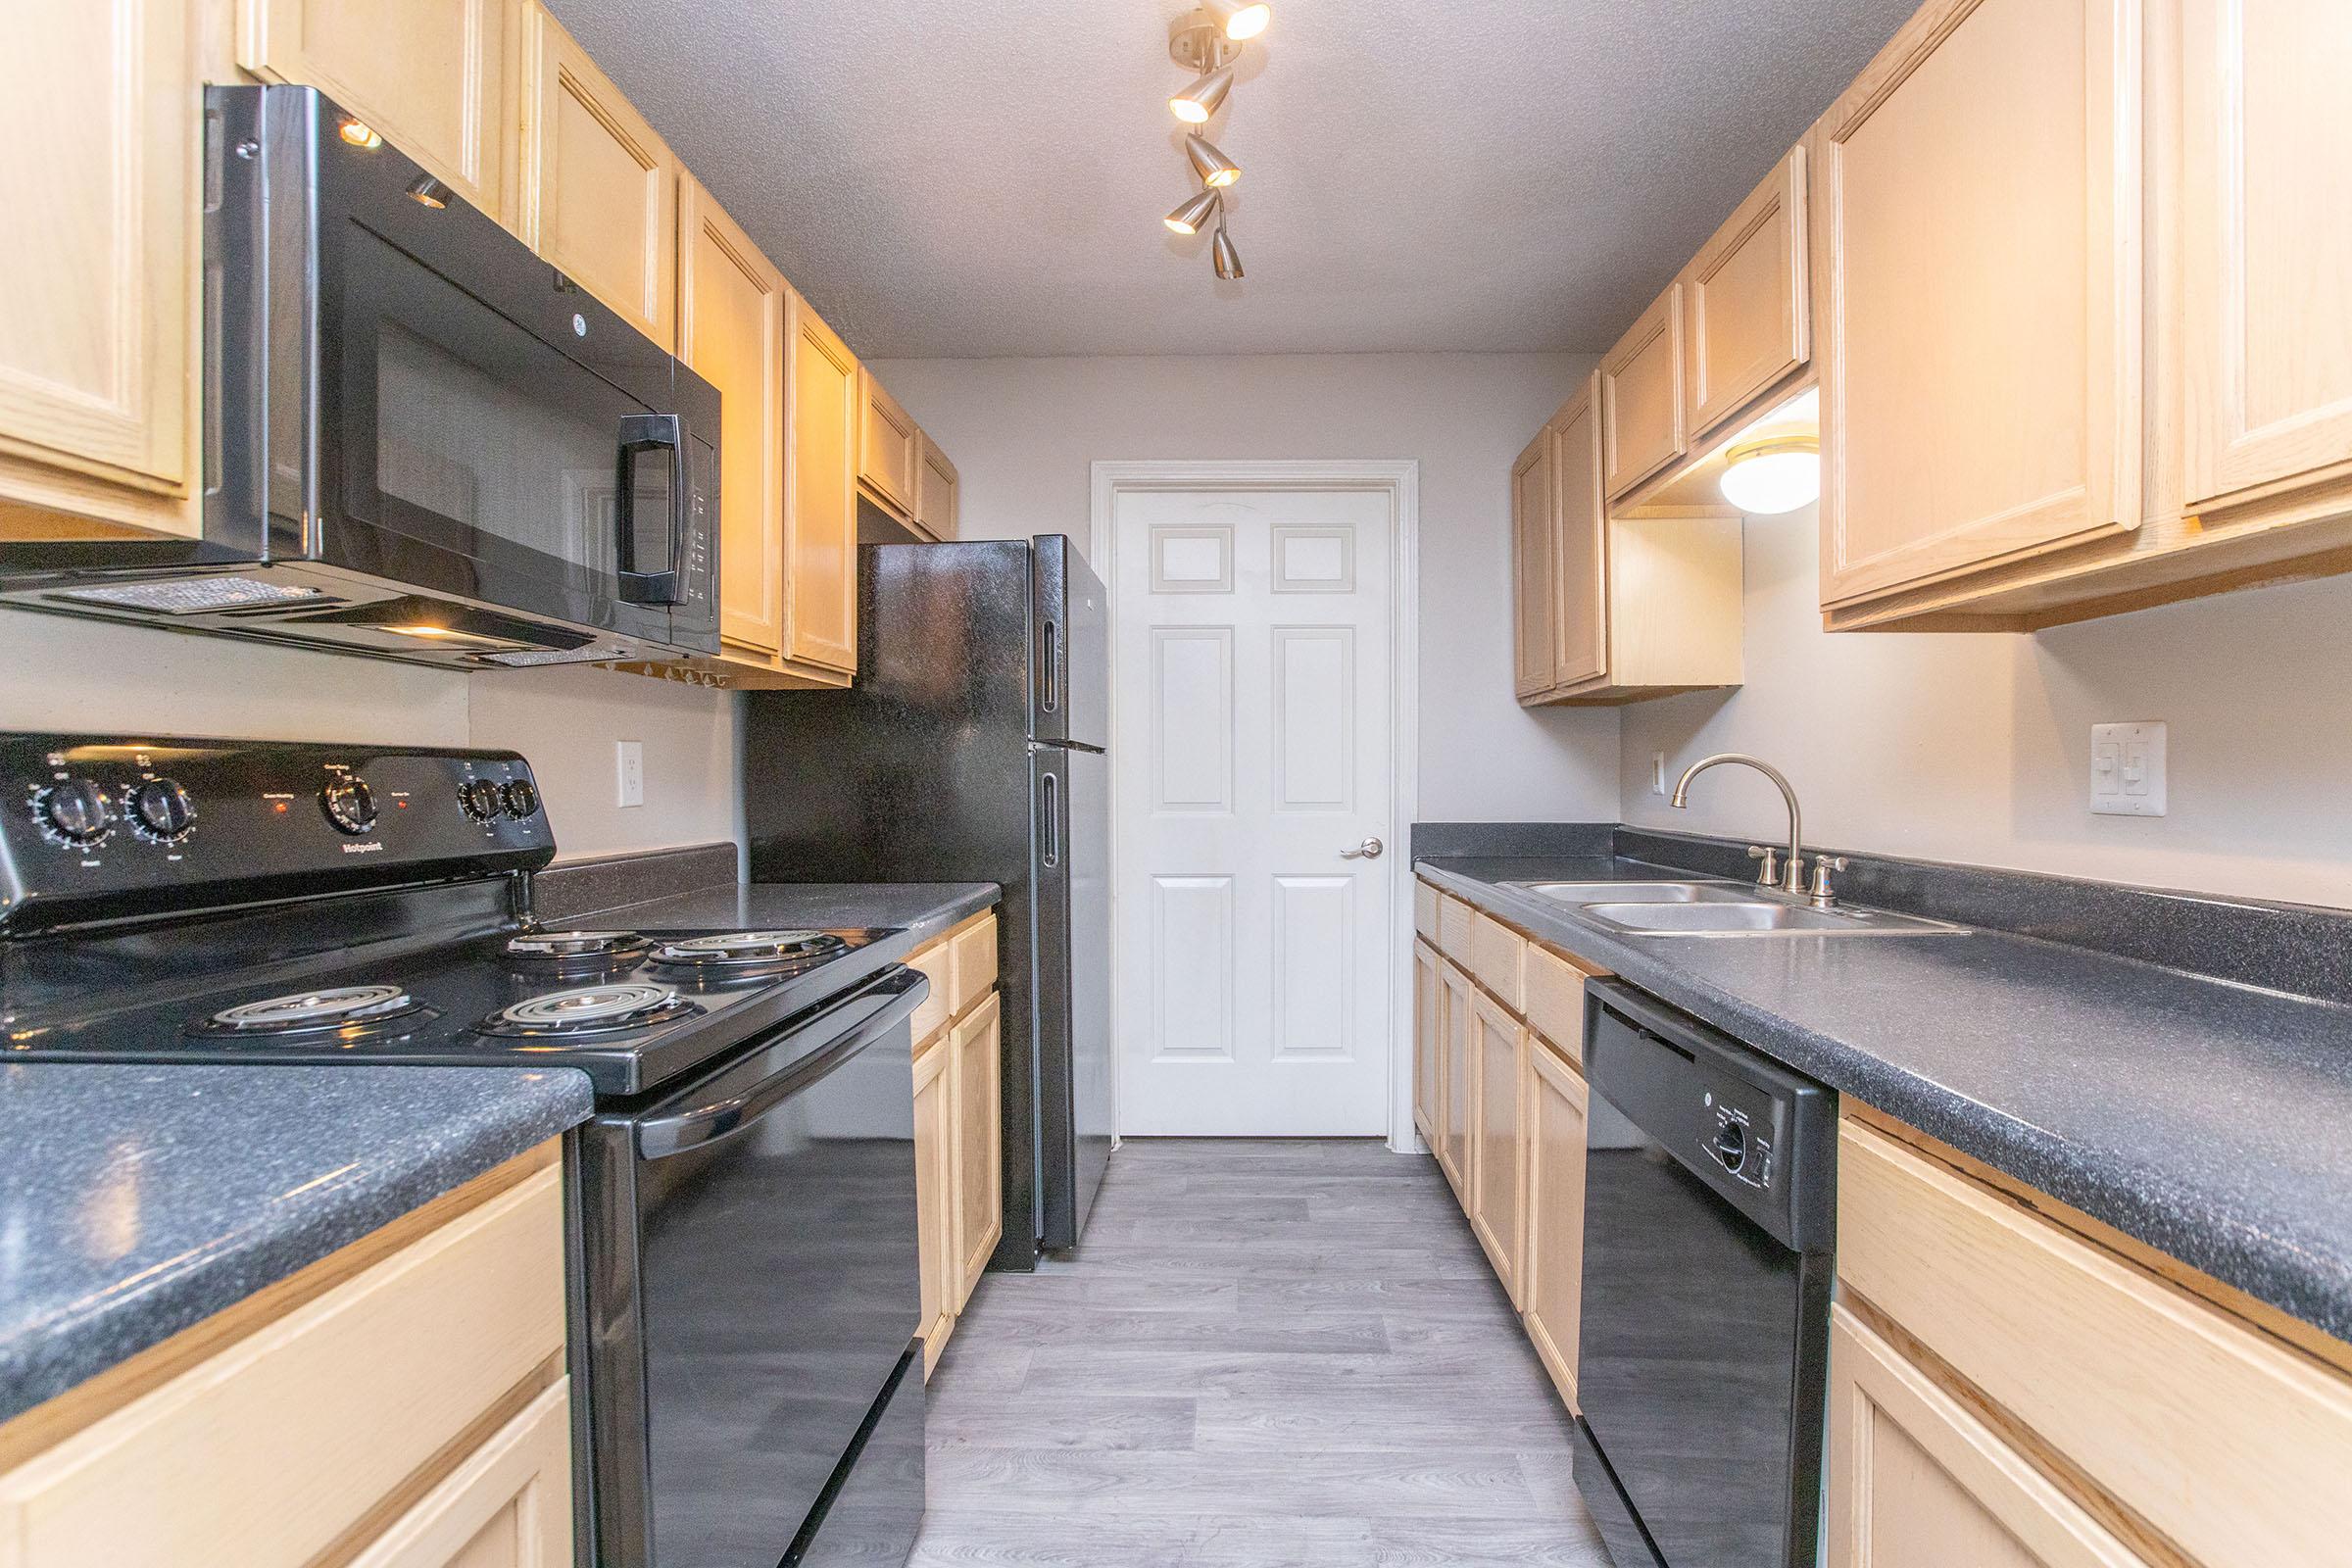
xmin=1745 ymin=845 xmax=1782 ymax=886
xmin=1807 ymin=855 xmax=1849 ymax=906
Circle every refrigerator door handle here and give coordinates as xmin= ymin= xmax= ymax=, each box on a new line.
xmin=1040 ymin=618 xmax=1060 ymax=715
xmin=1039 ymin=768 xmax=1061 ymax=868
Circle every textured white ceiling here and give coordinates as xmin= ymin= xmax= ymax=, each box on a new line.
xmin=547 ymin=0 xmax=1916 ymax=359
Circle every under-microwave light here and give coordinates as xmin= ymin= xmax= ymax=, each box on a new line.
xmin=405 ymin=175 xmax=451 ymax=209
xmin=1719 ymin=436 xmax=1822 ymax=515
xmin=337 ymin=117 xmax=384 ymax=150
xmin=382 ymin=623 xmax=503 ymax=647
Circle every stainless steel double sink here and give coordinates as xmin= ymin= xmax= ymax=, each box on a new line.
xmin=1503 ymin=878 xmax=1966 ymax=938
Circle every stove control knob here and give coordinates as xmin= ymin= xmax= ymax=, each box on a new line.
xmin=320 ymin=777 xmax=379 ymax=835
xmin=34 ymin=779 xmax=114 ymax=846
xmin=458 ymin=778 xmax=503 ymax=823
xmin=1712 ymin=1120 xmax=1748 ymax=1174
xmin=129 ymin=778 xmax=196 ymax=843
xmin=500 ymin=778 xmax=541 ymax=820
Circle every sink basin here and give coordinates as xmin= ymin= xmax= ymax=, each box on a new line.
xmin=1507 ymin=880 xmax=1747 ymax=905
xmin=1575 ymin=901 xmax=1966 ymax=938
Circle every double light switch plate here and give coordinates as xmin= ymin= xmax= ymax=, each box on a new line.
xmin=2091 ymin=722 xmax=2166 ymax=817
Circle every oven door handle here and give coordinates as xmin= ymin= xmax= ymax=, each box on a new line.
xmin=613 ymin=413 xmax=684 ymax=606
xmin=635 ymin=968 xmax=929 ymax=1158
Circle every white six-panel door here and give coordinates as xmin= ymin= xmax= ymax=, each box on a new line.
xmin=1110 ymin=487 xmax=1396 ymax=1135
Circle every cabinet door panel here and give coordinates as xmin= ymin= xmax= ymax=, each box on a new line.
xmin=519 ymin=3 xmax=674 ymax=351
xmin=916 ymin=431 xmax=960 ymax=541
xmin=912 ymin=1031 xmax=955 ymax=1375
xmin=1522 ymin=1039 xmax=1588 ymax=1412
xmin=347 ymin=1381 xmax=574 ymax=1568
xmin=1818 ymin=0 xmax=2139 ymax=607
xmin=1438 ymin=961 xmax=1475 ymax=1200
xmin=1601 ymin=285 xmax=1687 ymax=499
xmin=1511 ymin=426 xmax=1558 ymax=698
xmin=678 ymin=176 xmax=787 ymax=657
xmin=1412 ymin=939 xmax=1442 ymax=1144
xmin=785 ymin=292 xmax=859 ymax=673
xmin=0 ymin=0 xmax=192 ymax=516
xmin=1826 ymin=1307 xmax=2144 ymax=1568
xmin=953 ymin=992 xmax=1004 ymax=1307
xmin=241 ymin=0 xmax=513 ymax=226
xmin=1685 ymin=148 xmax=1808 ymax=440
xmin=1550 ymin=379 xmax=1607 ymax=689
xmin=1469 ymin=990 xmax=1525 ymax=1305
xmin=2180 ymin=0 xmax=2352 ymax=510
xmin=858 ymin=369 xmax=917 ymax=518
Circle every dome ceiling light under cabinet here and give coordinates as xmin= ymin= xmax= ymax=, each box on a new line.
xmin=1719 ymin=436 xmax=1822 ymax=515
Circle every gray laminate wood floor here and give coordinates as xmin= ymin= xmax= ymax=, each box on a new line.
xmin=907 ymin=1139 xmax=1612 ymax=1567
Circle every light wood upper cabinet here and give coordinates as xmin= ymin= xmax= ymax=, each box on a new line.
xmin=915 ymin=430 xmax=960 ymax=541
xmin=1468 ymin=988 xmax=1526 ymax=1306
xmin=677 ymin=175 xmax=788 ymax=660
xmin=858 ymin=368 xmax=918 ymax=520
xmin=1412 ymin=938 xmax=1443 ymax=1146
xmin=1600 ymin=284 xmax=1688 ymax=499
xmin=0 ymin=0 xmax=197 ymax=538
xmin=2178 ymin=0 xmax=2352 ymax=514
xmin=785 ymin=291 xmax=860 ymax=675
xmin=517 ymin=2 xmax=675 ymax=351
xmin=1521 ymin=1037 xmax=1589 ymax=1415
xmin=1510 ymin=426 xmax=1559 ymax=699
xmin=1816 ymin=0 xmax=2141 ymax=610
xmin=953 ymin=991 xmax=1004 ymax=1306
xmin=239 ymin=0 xmax=516 ymax=229
xmin=1825 ymin=1306 xmax=2143 ymax=1568
xmin=1684 ymin=147 xmax=1809 ymax=442
xmin=1547 ymin=379 xmax=1608 ymax=692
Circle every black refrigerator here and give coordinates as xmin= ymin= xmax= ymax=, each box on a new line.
xmin=744 ymin=536 xmax=1112 ymax=1265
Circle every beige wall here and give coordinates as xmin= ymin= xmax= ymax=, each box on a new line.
xmin=0 ymin=609 xmax=741 ymax=862
xmin=1617 ymin=504 xmax=2352 ymax=909
xmin=867 ymin=352 xmax=1619 ymax=821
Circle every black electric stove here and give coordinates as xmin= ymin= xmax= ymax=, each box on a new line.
xmin=0 ymin=733 xmax=932 ymax=1568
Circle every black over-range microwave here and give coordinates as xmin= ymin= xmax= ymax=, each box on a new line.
xmin=0 ymin=84 xmax=718 ymax=668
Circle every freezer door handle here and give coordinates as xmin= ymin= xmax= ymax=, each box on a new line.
xmin=1039 ymin=768 xmax=1061 ymax=868
xmin=1040 ymin=618 xmax=1060 ymax=714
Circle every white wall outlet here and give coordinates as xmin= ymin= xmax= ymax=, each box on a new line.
xmin=2090 ymin=721 xmax=2166 ymax=817
xmin=615 ymin=740 xmax=645 ymax=808
xmin=1650 ymin=752 xmax=1668 ymax=796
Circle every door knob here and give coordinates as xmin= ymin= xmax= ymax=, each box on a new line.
xmin=1341 ymin=837 xmax=1385 ymax=860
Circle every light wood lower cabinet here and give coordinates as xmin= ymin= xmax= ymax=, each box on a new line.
xmin=1438 ymin=958 xmax=1476 ymax=1199
xmin=517 ymin=0 xmax=674 ymax=351
xmin=0 ymin=0 xmax=199 ymax=540
xmin=0 ymin=1148 xmax=570 ymax=1568
xmin=909 ymin=910 xmax=1003 ymax=1374
xmin=1826 ymin=1306 xmax=2144 ymax=1568
xmin=1468 ymin=988 xmax=1527 ymax=1305
xmin=1411 ymin=939 xmax=1442 ymax=1144
xmin=1521 ymin=1035 xmax=1590 ymax=1412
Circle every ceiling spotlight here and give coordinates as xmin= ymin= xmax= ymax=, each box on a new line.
xmin=1719 ymin=435 xmax=1822 ymax=514
xmin=1185 ymin=134 xmax=1243 ymax=188
xmin=1204 ymin=0 xmax=1272 ymax=40
xmin=405 ymin=174 xmax=451 ymax=209
xmin=1212 ymin=223 xmax=1245 ymax=280
xmin=1170 ymin=64 xmax=1234 ymax=124
xmin=1164 ymin=188 xmax=1222 ymax=236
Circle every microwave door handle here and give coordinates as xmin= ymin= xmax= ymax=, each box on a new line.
xmin=613 ymin=413 xmax=683 ymax=605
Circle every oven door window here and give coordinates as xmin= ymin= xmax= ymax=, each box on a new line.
xmin=330 ymin=224 xmax=672 ymax=636
xmin=1580 ymin=1092 xmax=1802 ymax=1568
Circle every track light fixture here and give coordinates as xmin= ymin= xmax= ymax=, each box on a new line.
xmin=1212 ymin=223 xmax=1244 ymax=280
xmin=1168 ymin=63 xmax=1233 ymax=124
xmin=1185 ymin=133 xmax=1242 ymax=188
xmin=1164 ymin=188 xmax=1222 ymax=236
xmin=1159 ymin=7 xmax=1269 ymax=280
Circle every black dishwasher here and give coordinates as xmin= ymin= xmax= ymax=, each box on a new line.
xmin=1572 ymin=980 xmax=1835 ymax=1568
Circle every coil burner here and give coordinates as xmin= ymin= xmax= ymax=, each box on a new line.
xmin=478 ymin=982 xmax=697 ymax=1038
xmin=188 ymin=983 xmax=428 ymax=1039
xmin=647 ymin=929 xmax=850 ymax=973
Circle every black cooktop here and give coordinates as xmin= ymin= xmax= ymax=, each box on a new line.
xmin=5 ymin=924 xmax=903 ymax=1096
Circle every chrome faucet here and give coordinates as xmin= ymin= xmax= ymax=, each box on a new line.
xmin=1669 ymin=753 xmax=1809 ymax=898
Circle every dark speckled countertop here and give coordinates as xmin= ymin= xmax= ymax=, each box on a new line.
xmin=0 ymin=1063 xmax=592 ymax=1426
xmin=1418 ymin=854 xmax=2352 ymax=1344
xmin=579 ymin=880 xmax=1000 ymax=939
